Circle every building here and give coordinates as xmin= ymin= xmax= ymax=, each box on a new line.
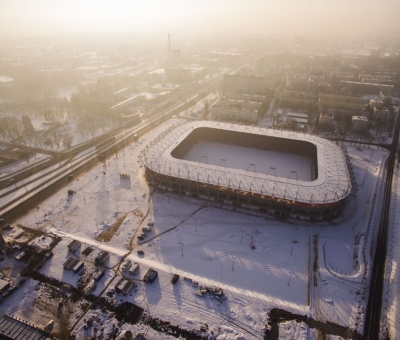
xmin=361 ymin=75 xmax=391 ymax=82
xmin=369 ymin=99 xmax=385 ymax=108
xmin=279 ymin=90 xmax=315 ymax=108
xmin=210 ymin=97 xmax=259 ymax=124
xmin=67 ymin=240 xmax=80 ymax=252
xmin=0 ymin=315 xmax=54 ymax=340
xmin=379 ymin=91 xmax=392 ymax=103
xmin=72 ymin=261 xmax=84 ymax=273
xmin=93 ymin=268 xmax=105 ymax=281
xmin=318 ymin=93 xmax=365 ymax=112
xmin=63 ymin=258 xmax=79 ymax=271
xmin=142 ymin=120 xmax=352 ymax=221
xmin=223 ymin=75 xmax=265 ymax=95
xmin=115 ymin=278 xmax=135 ymax=295
xmin=0 ymin=278 xmax=10 ymax=294
xmin=289 ymin=76 xmax=315 ymax=92
xmin=95 ymin=251 xmax=110 ymax=265
xmin=319 ymin=113 xmax=335 ymax=125
xmin=129 ymin=262 xmax=139 ymax=275
xmin=351 ymin=116 xmax=368 ymax=131
xmin=328 ymin=71 xmax=355 ymax=82
xmin=340 ymin=81 xmax=394 ymax=95
xmin=274 ymin=110 xmax=308 ymax=130
xmin=144 ymin=268 xmax=158 ymax=283
xmin=122 ymin=260 xmax=132 ymax=272
xmin=373 ymin=107 xmax=390 ymax=121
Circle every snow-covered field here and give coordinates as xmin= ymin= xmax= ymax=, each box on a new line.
xmin=182 ymin=141 xmax=313 ymax=181
xmin=0 ymin=118 xmax=389 ymax=339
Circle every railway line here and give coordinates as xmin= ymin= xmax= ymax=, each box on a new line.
xmin=0 ymin=61 xmax=241 ymax=224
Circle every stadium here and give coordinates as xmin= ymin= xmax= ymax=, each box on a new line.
xmin=142 ymin=120 xmax=352 ymax=221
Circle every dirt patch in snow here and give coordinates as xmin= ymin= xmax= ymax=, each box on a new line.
xmin=96 ymin=212 xmax=129 ymax=242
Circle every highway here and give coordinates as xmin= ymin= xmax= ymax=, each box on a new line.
xmin=363 ymin=109 xmax=400 ymax=339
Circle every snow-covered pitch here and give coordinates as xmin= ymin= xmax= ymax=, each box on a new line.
xmin=143 ymin=120 xmax=352 ymax=220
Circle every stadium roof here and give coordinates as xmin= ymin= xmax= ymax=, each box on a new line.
xmin=143 ymin=120 xmax=352 ymax=205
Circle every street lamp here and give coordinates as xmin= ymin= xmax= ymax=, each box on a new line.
xmin=178 ymin=242 xmax=184 ymax=257
xmin=287 ymin=271 xmax=298 ymax=286
xmin=287 ymin=271 xmax=294 ymax=286
xmin=232 ymin=257 xmax=236 ymax=271
xmin=290 ymin=240 xmax=298 ymax=255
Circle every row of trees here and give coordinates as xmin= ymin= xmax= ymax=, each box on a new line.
xmin=0 ymin=115 xmax=74 ymax=150
xmin=0 ymin=77 xmax=122 ymax=150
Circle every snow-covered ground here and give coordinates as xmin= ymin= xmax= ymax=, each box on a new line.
xmin=1 ymin=118 xmax=389 ymax=339
xmin=182 ymin=141 xmax=313 ymax=180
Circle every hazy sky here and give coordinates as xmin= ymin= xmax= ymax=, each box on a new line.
xmin=1 ymin=0 xmax=400 ymax=42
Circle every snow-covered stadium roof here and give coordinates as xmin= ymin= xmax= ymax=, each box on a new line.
xmin=143 ymin=120 xmax=352 ymax=205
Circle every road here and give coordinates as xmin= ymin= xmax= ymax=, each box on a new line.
xmin=363 ymin=109 xmax=400 ymax=339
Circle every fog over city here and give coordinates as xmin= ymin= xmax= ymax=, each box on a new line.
xmin=0 ymin=1 xmax=400 ymax=340
xmin=1 ymin=0 xmax=400 ymax=42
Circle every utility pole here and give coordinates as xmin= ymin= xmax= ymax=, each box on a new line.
xmin=287 ymin=271 xmax=295 ymax=286
xmin=232 ymin=257 xmax=236 ymax=271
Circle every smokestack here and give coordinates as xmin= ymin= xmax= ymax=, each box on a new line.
xmin=168 ymin=31 xmax=171 ymax=59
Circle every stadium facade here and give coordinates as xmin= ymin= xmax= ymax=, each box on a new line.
xmin=142 ymin=120 xmax=352 ymax=221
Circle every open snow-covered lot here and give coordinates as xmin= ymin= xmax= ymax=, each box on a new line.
xmin=182 ymin=140 xmax=313 ymax=181
xmin=0 ymin=118 xmax=389 ymax=339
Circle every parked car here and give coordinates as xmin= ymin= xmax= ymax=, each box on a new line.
xmin=171 ymin=274 xmax=179 ymax=284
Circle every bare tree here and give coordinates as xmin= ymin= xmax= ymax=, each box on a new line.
xmin=62 ymin=132 xmax=73 ymax=149
xmin=48 ymin=130 xmax=63 ymax=149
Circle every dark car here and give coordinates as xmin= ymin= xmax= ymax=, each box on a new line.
xmin=171 ymin=274 xmax=179 ymax=284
